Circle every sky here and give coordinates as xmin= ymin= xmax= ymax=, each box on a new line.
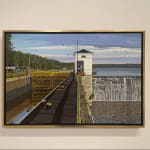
xmin=11 ymin=33 xmax=142 ymax=64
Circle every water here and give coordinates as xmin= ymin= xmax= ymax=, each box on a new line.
xmin=94 ymin=68 xmax=141 ymax=76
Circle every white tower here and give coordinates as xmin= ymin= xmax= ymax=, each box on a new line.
xmin=75 ymin=49 xmax=93 ymax=75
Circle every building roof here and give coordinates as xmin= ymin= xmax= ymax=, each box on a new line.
xmin=76 ymin=49 xmax=93 ymax=54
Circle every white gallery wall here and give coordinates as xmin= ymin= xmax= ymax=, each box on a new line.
xmin=0 ymin=0 xmax=150 ymax=149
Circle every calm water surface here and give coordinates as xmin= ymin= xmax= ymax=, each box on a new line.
xmin=94 ymin=68 xmax=141 ymax=76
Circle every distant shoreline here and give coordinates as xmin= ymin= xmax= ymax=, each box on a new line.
xmin=93 ymin=64 xmax=141 ymax=68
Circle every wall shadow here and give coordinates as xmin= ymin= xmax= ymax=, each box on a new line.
xmin=0 ymin=127 xmax=141 ymax=137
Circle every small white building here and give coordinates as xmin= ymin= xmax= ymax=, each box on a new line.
xmin=74 ymin=49 xmax=93 ymax=75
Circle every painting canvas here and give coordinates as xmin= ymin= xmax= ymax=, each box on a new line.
xmin=3 ymin=31 xmax=144 ymax=127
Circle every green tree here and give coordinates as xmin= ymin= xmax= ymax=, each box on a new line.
xmin=5 ymin=33 xmax=14 ymax=66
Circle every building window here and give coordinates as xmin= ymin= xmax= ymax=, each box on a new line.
xmin=81 ymin=55 xmax=86 ymax=58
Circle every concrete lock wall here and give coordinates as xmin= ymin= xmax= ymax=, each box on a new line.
xmin=6 ymin=76 xmax=32 ymax=102
xmin=6 ymin=76 xmax=32 ymax=122
xmin=93 ymin=76 xmax=141 ymax=101
xmin=91 ymin=76 xmax=142 ymax=124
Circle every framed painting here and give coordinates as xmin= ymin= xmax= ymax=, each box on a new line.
xmin=2 ymin=31 xmax=145 ymax=127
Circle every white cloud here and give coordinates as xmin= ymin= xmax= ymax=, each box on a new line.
xmin=92 ymin=47 xmax=141 ymax=58
xmin=26 ymin=45 xmax=96 ymax=51
xmin=28 ymin=46 xmax=140 ymax=59
xmin=36 ymin=47 xmax=141 ymax=63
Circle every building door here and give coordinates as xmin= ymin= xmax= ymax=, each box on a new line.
xmin=77 ymin=61 xmax=84 ymax=73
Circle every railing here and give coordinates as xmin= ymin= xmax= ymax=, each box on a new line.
xmin=76 ymin=76 xmax=81 ymax=124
